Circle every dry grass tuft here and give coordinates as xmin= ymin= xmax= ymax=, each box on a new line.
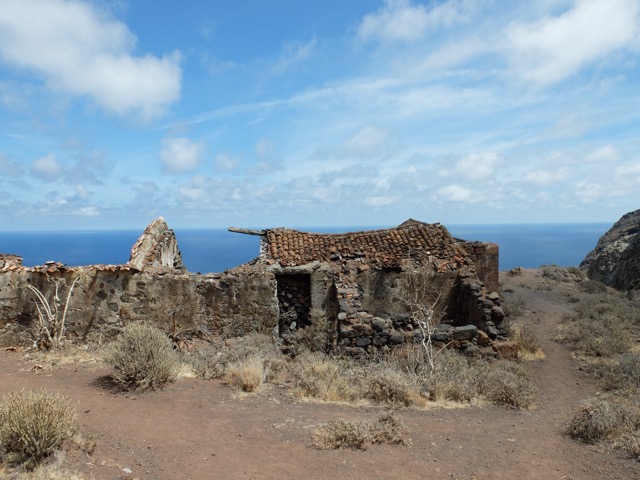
xmin=506 ymin=321 xmax=545 ymax=361
xmin=225 ymin=354 xmax=266 ymax=392
xmin=313 ymin=411 xmax=410 ymax=450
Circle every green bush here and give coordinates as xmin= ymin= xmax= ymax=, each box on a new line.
xmin=103 ymin=323 xmax=180 ymax=391
xmin=0 ymin=390 xmax=76 ymax=468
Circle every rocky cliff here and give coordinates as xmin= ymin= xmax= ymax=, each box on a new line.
xmin=580 ymin=209 xmax=640 ymax=291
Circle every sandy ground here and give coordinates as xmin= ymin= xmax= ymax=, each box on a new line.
xmin=1 ymin=268 xmax=639 ymax=480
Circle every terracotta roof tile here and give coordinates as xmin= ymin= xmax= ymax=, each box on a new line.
xmin=263 ymin=220 xmax=469 ymax=270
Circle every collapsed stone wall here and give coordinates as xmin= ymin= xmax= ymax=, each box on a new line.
xmin=0 ymin=255 xmax=22 ymax=269
xmin=0 ymin=266 xmax=278 ymax=347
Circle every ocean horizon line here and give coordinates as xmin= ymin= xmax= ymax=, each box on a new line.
xmin=0 ymin=220 xmax=614 ymax=235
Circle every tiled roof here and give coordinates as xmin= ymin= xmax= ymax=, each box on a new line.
xmin=263 ymin=220 xmax=470 ymax=271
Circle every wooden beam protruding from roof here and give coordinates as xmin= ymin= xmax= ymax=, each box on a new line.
xmin=228 ymin=227 xmax=266 ymax=236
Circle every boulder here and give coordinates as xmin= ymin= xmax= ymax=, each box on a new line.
xmin=453 ymin=325 xmax=478 ymax=341
xmin=476 ymin=329 xmax=491 ymax=347
xmin=492 ymin=341 xmax=518 ymax=360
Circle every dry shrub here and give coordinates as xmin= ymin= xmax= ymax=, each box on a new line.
xmin=601 ymin=353 xmax=640 ymax=392
xmin=425 ymin=350 xmax=478 ymax=402
xmin=102 ymin=323 xmax=180 ymax=391
xmin=225 ymin=354 xmax=266 ymax=392
xmin=387 ymin=343 xmax=431 ymax=376
xmin=286 ymin=352 xmax=358 ymax=402
xmin=578 ymin=279 xmax=608 ymax=294
xmin=477 ymin=361 xmax=538 ymax=409
xmin=616 ymin=431 xmax=640 ymax=459
xmin=502 ymin=295 xmax=526 ymax=318
xmin=290 ymin=309 xmax=333 ymax=353
xmin=557 ymin=297 xmax=635 ymax=357
xmin=0 ymin=390 xmax=76 ymax=468
xmin=183 ymin=345 xmax=225 ymax=379
xmin=567 ymin=397 xmax=639 ymax=444
xmin=7 ymin=460 xmax=86 ymax=480
xmin=506 ymin=321 xmax=545 ymax=361
xmin=366 ymin=366 xmax=427 ymax=407
xmin=313 ymin=411 xmax=410 ymax=450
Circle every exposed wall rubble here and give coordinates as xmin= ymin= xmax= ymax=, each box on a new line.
xmin=0 ymin=254 xmax=23 ymax=269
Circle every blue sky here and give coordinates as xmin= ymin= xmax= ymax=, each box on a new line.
xmin=1 ymin=0 xmax=639 ymax=231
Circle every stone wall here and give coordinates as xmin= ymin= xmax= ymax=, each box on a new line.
xmin=450 ymin=274 xmax=505 ymax=338
xmin=459 ymin=241 xmax=499 ymax=292
xmin=0 ymin=266 xmax=278 ymax=347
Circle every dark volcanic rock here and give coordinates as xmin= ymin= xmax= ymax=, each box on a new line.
xmin=580 ymin=209 xmax=640 ymax=291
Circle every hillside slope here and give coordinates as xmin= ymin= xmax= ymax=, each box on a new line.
xmin=580 ymin=208 xmax=640 ymax=291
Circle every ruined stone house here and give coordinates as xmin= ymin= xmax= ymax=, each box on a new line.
xmin=232 ymin=219 xmax=502 ymax=354
xmin=0 ymin=218 xmax=502 ymax=354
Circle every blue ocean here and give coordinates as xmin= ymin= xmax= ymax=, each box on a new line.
xmin=0 ymin=223 xmax=610 ymax=274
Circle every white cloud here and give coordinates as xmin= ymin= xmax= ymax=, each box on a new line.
xmin=358 ymin=0 xmax=471 ymax=44
xmin=76 ymin=206 xmax=99 ymax=216
xmin=437 ymin=184 xmax=475 ymax=202
xmin=0 ymin=154 xmax=23 ymax=177
xmin=525 ymin=168 xmax=569 ymax=186
xmin=364 ymin=195 xmax=395 ymax=206
xmin=0 ymin=0 xmax=182 ymax=120
xmin=616 ymin=162 xmax=640 ymax=176
xmin=342 ymin=125 xmax=389 ymax=156
xmin=507 ymin=0 xmax=640 ymax=85
xmin=455 ymin=152 xmax=499 ymax=180
xmin=272 ymin=36 xmax=316 ymax=73
xmin=178 ymin=185 xmax=207 ymax=203
xmin=32 ymin=154 xmax=62 ymax=181
xmin=161 ymin=137 xmax=206 ymax=173
xmin=587 ymin=145 xmax=619 ymax=162
xmin=214 ymin=152 xmax=239 ymax=172
xmin=575 ymin=180 xmax=607 ymax=202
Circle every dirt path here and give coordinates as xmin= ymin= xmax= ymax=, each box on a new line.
xmin=1 ymin=268 xmax=639 ymax=479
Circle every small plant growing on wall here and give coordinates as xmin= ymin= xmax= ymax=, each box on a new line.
xmin=15 ymin=274 xmax=82 ymax=350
